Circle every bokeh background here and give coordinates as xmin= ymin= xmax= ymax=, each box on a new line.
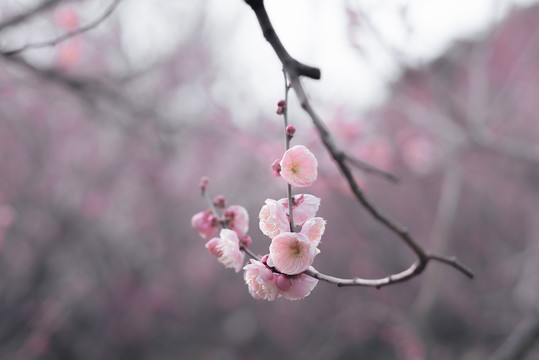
xmin=1 ymin=0 xmax=539 ymax=359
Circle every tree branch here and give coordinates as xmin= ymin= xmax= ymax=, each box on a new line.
xmin=244 ymin=0 xmax=320 ymax=80
xmin=0 ymin=0 xmax=62 ymax=33
xmin=2 ymin=0 xmax=123 ymax=56
xmin=243 ymin=0 xmax=474 ymax=286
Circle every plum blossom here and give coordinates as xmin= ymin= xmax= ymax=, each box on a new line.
xmin=191 ymin=210 xmax=218 ymax=239
xmin=280 ymin=145 xmax=318 ymax=187
xmin=259 ymin=199 xmax=289 ymax=238
xmin=244 ymin=259 xmax=319 ymax=301
xmin=243 ymin=260 xmax=280 ymax=300
xmin=300 ymin=217 xmax=326 ymax=247
xmin=205 ymin=229 xmax=245 ymax=272
xmin=269 ymin=232 xmax=317 ymax=275
xmin=280 ymin=271 xmax=319 ymax=300
xmin=278 ymin=194 xmax=320 ymax=225
xmin=224 ymin=205 xmax=249 ymax=237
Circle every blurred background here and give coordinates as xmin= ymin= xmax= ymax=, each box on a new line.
xmin=1 ymin=0 xmax=539 ymax=359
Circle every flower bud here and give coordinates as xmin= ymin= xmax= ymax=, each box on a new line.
xmin=208 ymin=214 xmax=219 ymax=227
xmin=276 ymin=100 xmax=286 ymax=115
xmin=199 ymin=176 xmax=209 ymax=192
xmin=224 ymin=209 xmax=234 ymax=220
xmin=260 ymin=254 xmax=270 ymax=265
xmin=213 ymin=195 xmax=226 ymax=209
xmin=271 ymin=159 xmax=282 ymax=177
xmin=286 ymin=125 xmax=296 ymax=137
xmin=276 ymin=274 xmax=293 ymax=291
xmin=240 ymin=235 xmax=253 ymax=248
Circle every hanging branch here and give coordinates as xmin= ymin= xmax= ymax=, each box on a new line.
xmin=243 ymin=0 xmax=473 ymax=287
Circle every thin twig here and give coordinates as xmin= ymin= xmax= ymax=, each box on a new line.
xmin=2 ymin=0 xmax=123 ymax=56
xmin=344 ymin=153 xmax=399 ymax=183
xmin=282 ymin=70 xmax=295 ymax=231
xmin=0 ymin=0 xmax=62 ymax=33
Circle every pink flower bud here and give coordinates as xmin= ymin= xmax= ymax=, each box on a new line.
xmin=286 ymin=125 xmax=296 ymax=137
xmin=271 ymin=159 xmax=282 ymax=177
xmin=199 ymin=176 xmax=209 ymax=192
xmin=240 ymin=235 xmax=253 ymax=248
xmin=260 ymin=254 xmax=270 ymax=265
xmin=224 ymin=209 xmax=234 ymax=220
xmin=208 ymin=214 xmax=219 ymax=227
xmin=276 ymin=100 xmax=287 ymax=115
xmin=276 ymin=274 xmax=293 ymax=291
xmin=213 ymin=195 xmax=226 ymax=209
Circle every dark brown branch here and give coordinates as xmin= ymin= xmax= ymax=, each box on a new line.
xmin=244 ymin=0 xmax=320 ymax=80
xmin=243 ymin=0 xmax=474 ymax=286
xmin=0 ymin=0 xmax=62 ymax=33
xmin=2 ymin=0 xmax=122 ymax=56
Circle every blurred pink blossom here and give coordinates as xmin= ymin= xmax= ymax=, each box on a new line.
xmin=55 ymin=7 xmax=79 ymax=29
xmin=243 ymin=260 xmax=279 ymax=301
xmin=271 ymin=159 xmax=281 ymax=177
xmin=401 ymin=136 xmax=438 ymax=174
xmin=205 ymin=229 xmax=244 ymax=272
xmin=280 ymin=145 xmax=318 ymax=188
xmin=356 ymin=137 xmax=394 ymax=170
xmin=56 ymin=40 xmax=82 ymax=68
xmin=191 ymin=210 xmax=218 ymax=239
xmin=269 ymin=232 xmax=317 ymax=275
xmin=224 ymin=205 xmax=249 ymax=237
xmin=259 ymin=199 xmax=289 ymax=238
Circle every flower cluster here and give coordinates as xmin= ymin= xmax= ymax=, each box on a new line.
xmin=192 ymin=199 xmax=251 ymax=273
xmin=192 ymin=121 xmax=324 ymax=300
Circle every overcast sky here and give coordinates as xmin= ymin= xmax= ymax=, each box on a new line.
xmin=5 ymin=0 xmax=537 ymax=124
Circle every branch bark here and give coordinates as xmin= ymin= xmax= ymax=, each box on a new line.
xmin=242 ymin=0 xmax=474 ymax=287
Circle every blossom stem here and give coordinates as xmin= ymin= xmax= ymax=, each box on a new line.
xmin=282 ymin=69 xmax=295 ymax=232
xmin=202 ymin=188 xmax=226 ymax=228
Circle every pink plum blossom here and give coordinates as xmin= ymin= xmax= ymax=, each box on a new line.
xmin=205 ymin=229 xmax=244 ymax=272
xmin=269 ymin=232 xmax=317 ymax=275
xmin=279 ymin=145 xmax=318 ymax=188
xmin=259 ymin=199 xmax=289 ymax=238
xmin=243 ymin=260 xmax=280 ymax=301
xmin=271 ymin=159 xmax=281 ymax=177
xmin=278 ymin=194 xmax=320 ymax=225
xmin=224 ymin=205 xmax=249 ymax=237
xmin=300 ymin=217 xmax=326 ymax=247
xmin=191 ymin=210 xmax=218 ymax=239
xmin=280 ymin=271 xmax=319 ymax=300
